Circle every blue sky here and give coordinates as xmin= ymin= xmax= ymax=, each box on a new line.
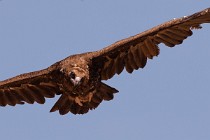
xmin=0 ymin=1 xmax=210 ymax=140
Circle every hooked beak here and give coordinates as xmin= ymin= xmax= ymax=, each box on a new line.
xmin=72 ymin=77 xmax=83 ymax=86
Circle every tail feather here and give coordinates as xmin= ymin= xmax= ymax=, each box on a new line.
xmin=49 ymin=82 xmax=118 ymax=115
xmin=50 ymin=94 xmax=67 ymax=113
xmin=78 ymin=105 xmax=89 ymax=114
xmin=59 ymin=99 xmax=72 ymax=115
xmin=89 ymin=82 xmax=118 ymax=110
xmin=97 ymin=83 xmax=118 ymax=101
xmin=88 ymin=100 xmax=100 ymax=110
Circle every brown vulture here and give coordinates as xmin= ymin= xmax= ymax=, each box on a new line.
xmin=0 ymin=8 xmax=210 ymax=115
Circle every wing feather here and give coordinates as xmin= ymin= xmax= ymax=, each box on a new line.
xmin=91 ymin=8 xmax=210 ymax=80
xmin=115 ymin=55 xmax=124 ymax=75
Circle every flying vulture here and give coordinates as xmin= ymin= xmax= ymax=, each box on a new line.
xmin=0 ymin=8 xmax=210 ymax=115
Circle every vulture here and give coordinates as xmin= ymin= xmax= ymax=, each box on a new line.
xmin=0 ymin=8 xmax=210 ymax=115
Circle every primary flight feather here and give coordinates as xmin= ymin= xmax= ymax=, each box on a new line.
xmin=0 ymin=8 xmax=210 ymax=115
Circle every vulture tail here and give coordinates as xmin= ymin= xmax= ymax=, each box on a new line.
xmin=50 ymin=82 xmax=118 ymax=115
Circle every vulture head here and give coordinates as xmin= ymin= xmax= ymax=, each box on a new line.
xmin=68 ymin=67 xmax=88 ymax=87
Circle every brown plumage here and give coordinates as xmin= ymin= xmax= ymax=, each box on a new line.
xmin=0 ymin=8 xmax=210 ymax=115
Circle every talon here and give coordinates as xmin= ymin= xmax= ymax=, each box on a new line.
xmin=88 ymin=92 xmax=93 ymax=102
xmin=75 ymin=97 xmax=83 ymax=106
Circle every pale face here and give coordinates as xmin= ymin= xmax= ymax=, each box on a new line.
xmin=69 ymin=67 xmax=88 ymax=87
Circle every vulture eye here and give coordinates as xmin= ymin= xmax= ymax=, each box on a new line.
xmin=69 ymin=72 xmax=76 ymax=79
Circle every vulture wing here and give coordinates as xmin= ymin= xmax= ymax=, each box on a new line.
xmin=91 ymin=8 xmax=210 ymax=80
xmin=0 ymin=63 xmax=60 ymax=106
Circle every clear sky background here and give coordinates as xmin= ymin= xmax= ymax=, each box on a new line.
xmin=0 ymin=1 xmax=210 ymax=140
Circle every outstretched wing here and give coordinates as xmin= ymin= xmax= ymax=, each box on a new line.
xmin=91 ymin=8 xmax=210 ymax=80
xmin=0 ymin=63 xmax=60 ymax=106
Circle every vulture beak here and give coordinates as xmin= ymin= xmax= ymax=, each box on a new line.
xmin=72 ymin=77 xmax=83 ymax=86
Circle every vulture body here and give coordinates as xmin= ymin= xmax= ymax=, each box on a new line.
xmin=0 ymin=8 xmax=210 ymax=115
